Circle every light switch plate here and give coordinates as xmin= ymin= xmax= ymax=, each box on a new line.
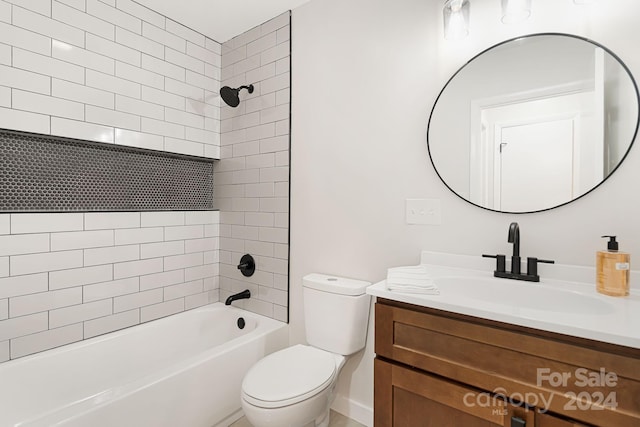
xmin=406 ymin=199 xmax=441 ymax=225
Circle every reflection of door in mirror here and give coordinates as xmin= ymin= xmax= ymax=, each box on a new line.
xmin=471 ymin=91 xmax=600 ymax=211
xmin=499 ymin=119 xmax=574 ymax=212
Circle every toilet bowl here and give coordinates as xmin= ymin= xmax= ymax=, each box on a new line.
xmin=240 ymin=274 xmax=371 ymax=427
xmin=241 ymin=344 xmax=345 ymax=427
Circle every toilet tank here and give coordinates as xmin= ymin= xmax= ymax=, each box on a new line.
xmin=303 ymin=273 xmax=371 ymax=356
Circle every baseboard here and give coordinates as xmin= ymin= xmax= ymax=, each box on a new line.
xmin=214 ymin=409 xmax=244 ymax=427
xmin=331 ymin=394 xmax=373 ymax=427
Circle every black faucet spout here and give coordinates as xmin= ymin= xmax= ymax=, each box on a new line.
xmin=508 ymin=222 xmax=520 ymax=258
xmin=508 ymin=222 xmax=521 ymax=274
xmin=225 ymin=289 xmax=251 ymax=305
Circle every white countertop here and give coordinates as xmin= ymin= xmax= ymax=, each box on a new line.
xmin=367 ymin=252 xmax=640 ymax=349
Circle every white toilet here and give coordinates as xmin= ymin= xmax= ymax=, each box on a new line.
xmin=240 ymin=273 xmax=371 ymax=427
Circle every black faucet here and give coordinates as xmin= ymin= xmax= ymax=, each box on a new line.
xmin=508 ymin=222 xmax=521 ymax=274
xmin=483 ymin=222 xmax=554 ymax=282
xmin=225 ymin=289 xmax=251 ymax=305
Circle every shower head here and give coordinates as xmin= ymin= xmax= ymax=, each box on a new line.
xmin=220 ymin=84 xmax=254 ymax=108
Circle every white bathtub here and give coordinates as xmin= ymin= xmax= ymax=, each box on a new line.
xmin=0 ymin=303 xmax=288 ymax=427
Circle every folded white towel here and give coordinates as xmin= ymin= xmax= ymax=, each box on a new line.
xmin=386 ymin=265 xmax=439 ymax=295
xmin=386 ymin=284 xmax=440 ymax=295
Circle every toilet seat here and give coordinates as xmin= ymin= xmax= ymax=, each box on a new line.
xmin=241 ymin=345 xmax=337 ymax=409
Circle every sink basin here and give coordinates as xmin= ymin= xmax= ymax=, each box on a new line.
xmin=434 ymin=276 xmax=615 ymax=315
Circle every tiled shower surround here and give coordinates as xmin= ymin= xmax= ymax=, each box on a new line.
xmin=0 ymin=0 xmax=221 ymax=158
xmin=0 ymin=210 xmax=220 ymax=362
xmin=215 ymin=13 xmax=290 ymax=322
xmin=0 ymin=2 xmax=291 ymax=362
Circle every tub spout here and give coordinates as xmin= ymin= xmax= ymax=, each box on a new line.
xmin=225 ymin=289 xmax=251 ymax=305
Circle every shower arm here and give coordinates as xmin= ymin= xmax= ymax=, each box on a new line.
xmin=238 ymin=85 xmax=254 ymax=93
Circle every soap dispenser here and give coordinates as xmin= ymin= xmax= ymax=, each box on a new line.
xmin=596 ymin=236 xmax=630 ymax=297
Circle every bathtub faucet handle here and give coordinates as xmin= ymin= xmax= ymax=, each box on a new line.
xmin=237 ymin=254 xmax=256 ymax=277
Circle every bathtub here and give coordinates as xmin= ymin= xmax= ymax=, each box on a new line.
xmin=0 ymin=303 xmax=288 ymax=427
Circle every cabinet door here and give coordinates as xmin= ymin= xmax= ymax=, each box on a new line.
xmin=375 ymin=359 xmax=536 ymax=427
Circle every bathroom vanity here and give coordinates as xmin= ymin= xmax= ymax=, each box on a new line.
xmin=368 ymin=253 xmax=640 ymax=427
xmin=399 ymin=26 xmax=640 ymax=427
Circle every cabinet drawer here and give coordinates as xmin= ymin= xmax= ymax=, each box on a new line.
xmin=375 ymin=299 xmax=640 ymax=427
xmin=536 ymin=411 xmax=590 ymax=427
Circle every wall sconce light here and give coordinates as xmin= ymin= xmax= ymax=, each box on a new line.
xmin=501 ymin=0 xmax=532 ymax=24
xmin=443 ymin=0 xmax=470 ymax=40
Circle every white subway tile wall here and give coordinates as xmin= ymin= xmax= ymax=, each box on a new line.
xmin=0 ymin=2 xmax=290 ymax=362
xmin=216 ymin=12 xmax=290 ymax=322
xmin=0 ymin=0 xmax=220 ymax=159
xmin=0 ymin=211 xmax=219 ymax=362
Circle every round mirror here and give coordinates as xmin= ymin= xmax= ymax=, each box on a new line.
xmin=428 ymin=33 xmax=639 ymax=213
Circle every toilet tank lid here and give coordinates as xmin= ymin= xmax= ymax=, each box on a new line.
xmin=303 ymin=273 xmax=371 ymax=296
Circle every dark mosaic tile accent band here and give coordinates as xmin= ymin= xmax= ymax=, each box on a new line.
xmin=0 ymin=129 xmax=214 ymax=212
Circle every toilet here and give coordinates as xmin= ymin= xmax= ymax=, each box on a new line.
xmin=240 ymin=273 xmax=371 ymax=427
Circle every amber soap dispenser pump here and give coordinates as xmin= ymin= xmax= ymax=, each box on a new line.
xmin=596 ymin=236 xmax=630 ymax=297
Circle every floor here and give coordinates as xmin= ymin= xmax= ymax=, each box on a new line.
xmin=230 ymin=410 xmax=366 ymax=427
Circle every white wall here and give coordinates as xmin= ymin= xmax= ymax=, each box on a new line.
xmin=291 ymin=0 xmax=640 ymax=424
xmin=0 ymin=0 xmax=220 ymax=158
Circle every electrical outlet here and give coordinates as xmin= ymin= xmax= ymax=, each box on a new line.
xmin=406 ymin=199 xmax=442 ymax=225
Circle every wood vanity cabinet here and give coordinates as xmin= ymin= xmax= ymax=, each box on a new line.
xmin=373 ymin=298 xmax=640 ymax=427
